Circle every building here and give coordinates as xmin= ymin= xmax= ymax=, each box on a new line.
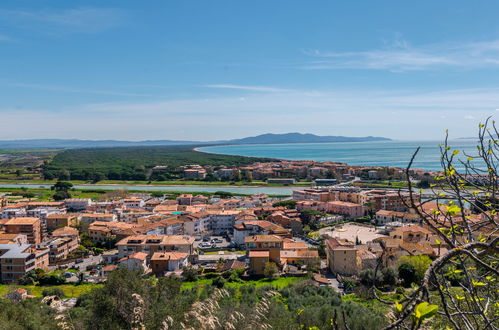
xmin=64 ymin=198 xmax=92 ymax=211
xmin=116 ymin=235 xmax=195 ymax=259
xmin=41 ymin=236 xmax=79 ymax=263
xmin=177 ymin=194 xmax=193 ymax=205
xmin=123 ymin=198 xmax=145 ymax=209
xmin=119 ymin=252 xmax=149 ymax=272
xmin=4 ymin=217 xmax=42 ymax=244
xmin=80 ymin=213 xmax=117 ymax=225
xmin=150 ymin=251 xmax=189 ymax=275
xmin=46 ymin=214 xmax=79 ymax=231
xmin=234 ymin=221 xmax=291 ymax=246
xmin=184 ymin=169 xmax=207 ymax=179
xmin=326 ymin=201 xmax=364 ymax=219
xmin=245 ymin=235 xmax=284 ymax=265
xmin=0 ymin=233 xmax=28 ymax=244
xmin=325 ymin=238 xmax=359 ymax=276
xmin=0 ymin=244 xmax=49 ymax=283
xmin=248 ymin=251 xmax=270 ymax=275
xmin=375 ymin=210 xmax=421 ymax=225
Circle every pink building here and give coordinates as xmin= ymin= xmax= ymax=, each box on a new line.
xmin=327 ymin=201 xmax=364 ymax=219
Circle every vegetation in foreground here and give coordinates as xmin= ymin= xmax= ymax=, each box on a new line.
xmin=19 ymin=268 xmax=386 ymax=329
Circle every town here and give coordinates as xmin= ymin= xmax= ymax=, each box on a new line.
xmin=1 ymin=174 xmax=488 ymax=301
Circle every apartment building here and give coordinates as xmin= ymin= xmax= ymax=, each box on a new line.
xmin=46 ymin=213 xmax=79 ymax=231
xmin=0 ymin=244 xmax=49 ymax=283
xmin=4 ymin=217 xmax=42 ymax=245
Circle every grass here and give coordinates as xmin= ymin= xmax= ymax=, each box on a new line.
xmin=181 ymin=276 xmax=304 ymax=290
xmin=0 ymin=283 xmax=103 ymax=298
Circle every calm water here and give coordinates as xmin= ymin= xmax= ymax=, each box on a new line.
xmin=0 ymin=183 xmax=296 ymax=196
xmin=198 ymin=140 xmax=482 ymax=171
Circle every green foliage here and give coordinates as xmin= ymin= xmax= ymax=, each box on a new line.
xmin=398 ymin=255 xmax=432 ymax=283
xmin=272 ymin=200 xmax=297 ymax=209
xmin=0 ymin=298 xmax=61 ymax=329
xmin=43 ymin=146 xmax=273 ymax=181
xmin=264 ymin=262 xmax=278 ymax=279
xmin=413 ymin=302 xmax=438 ymax=327
xmin=181 ymin=267 xmax=198 ymax=282
xmin=398 ymin=263 xmax=417 ymax=287
xmin=212 ymin=276 xmax=226 ymax=288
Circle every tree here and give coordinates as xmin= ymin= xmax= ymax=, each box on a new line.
xmin=51 ymin=180 xmax=73 ymax=200
xmin=386 ymin=119 xmax=499 ymax=329
xmin=181 ymin=267 xmax=198 ymax=281
xmin=398 ymin=263 xmax=416 ymax=287
xmin=398 ymin=255 xmax=432 ymax=283
xmin=381 ymin=267 xmax=398 ymax=287
xmin=264 ymin=262 xmax=278 ymax=279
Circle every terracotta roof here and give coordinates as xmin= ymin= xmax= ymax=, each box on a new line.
xmin=248 ymin=251 xmax=270 ymax=258
xmin=151 ymin=251 xmax=189 ymax=261
xmin=5 ymin=217 xmax=39 ymax=225
xmin=244 ymin=235 xmax=283 ymax=243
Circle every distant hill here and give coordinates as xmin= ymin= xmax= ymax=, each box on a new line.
xmin=225 ymin=133 xmax=391 ymax=144
xmin=0 ymin=133 xmax=391 ymax=149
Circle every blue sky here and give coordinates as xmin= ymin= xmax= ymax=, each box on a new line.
xmin=1 ymin=1 xmax=499 ymax=140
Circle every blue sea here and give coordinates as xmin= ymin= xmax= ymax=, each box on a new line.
xmin=198 ymin=140 xmax=482 ymax=172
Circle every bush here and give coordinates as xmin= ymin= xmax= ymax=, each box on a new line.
xmin=398 ymin=263 xmax=417 ymax=287
xmin=181 ymin=267 xmax=198 ymax=281
xmin=264 ymin=262 xmax=278 ymax=279
xmin=212 ymin=276 xmax=226 ymax=288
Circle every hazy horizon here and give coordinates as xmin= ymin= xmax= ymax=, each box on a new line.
xmin=1 ymin=1 xmax=499 ymax=140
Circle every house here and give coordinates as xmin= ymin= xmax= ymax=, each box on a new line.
xmin=375 ymin=210 xmax=421 ymax=225
xmin=234 ymin=221 xmax=291 ymax=246
xmin=177 ymin=194 xmax=193 ymax=205
xmin=116 ymin=235 xmax=195 ymax=259
xmin=248 ymin=251 xmax=270 ymax=275
xmin=123 ymin=198 xmax=145 ymax=209
xmin=150 ymin=251 xmax=189 ymax=275
xmin=80 ymin=213 xmax=117 ymax=225
xmin=119 ymin=252 xmax=149 ymax=272
xmin=325 ymin=238 xmax=360 ymax=276
xmin=245 ymin=235 xmax=284 ymax=264
xmin=101 ymin=264 xmax=118 ymax=277
xmin=64 ymin=198 xmax=92 ymax=211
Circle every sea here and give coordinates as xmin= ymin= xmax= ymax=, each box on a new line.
xmin=198 ymin=140 xmax=483 ymax=172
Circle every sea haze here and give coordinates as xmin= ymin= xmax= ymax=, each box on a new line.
xmin=198 ymin=140 xmax=483 ymax=172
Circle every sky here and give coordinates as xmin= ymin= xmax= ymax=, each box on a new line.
xmin=1 ymin=1 xmax=499 ymax=141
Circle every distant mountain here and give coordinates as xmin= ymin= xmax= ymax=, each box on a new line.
xmin=225 ymin=133 xmax=391 ymax=144
xmin=0 ymin=133 xmax=391 ymax=149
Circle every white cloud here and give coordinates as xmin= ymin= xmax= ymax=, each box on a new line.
xmin=303 ymin=38 xmax=499 ymax=72
xmin=1 ymin=86 xmax=498 ymax=140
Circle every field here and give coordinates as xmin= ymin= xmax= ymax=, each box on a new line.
xmin=0 ymin=284 xmax=102 ymax=298
xmin=42 ymin=145 xmax=275 ymax=181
